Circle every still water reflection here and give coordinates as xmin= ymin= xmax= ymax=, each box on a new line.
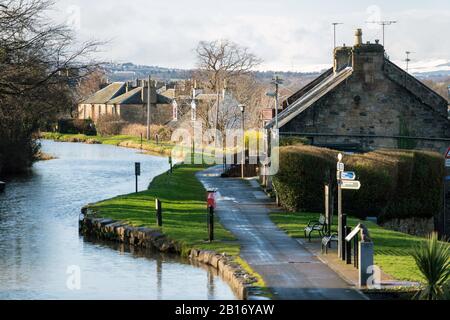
xmin=0 ymin=140 xmax=236 ymax=300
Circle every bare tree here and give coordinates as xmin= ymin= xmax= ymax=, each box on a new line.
xmin=194 ymin=40 xmax=262 ymax=132
xmin=0 ymin=0 xmax=102 ymax=174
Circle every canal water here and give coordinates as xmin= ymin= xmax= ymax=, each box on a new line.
xmin=0 ymin=140 xmax=236 ymax=300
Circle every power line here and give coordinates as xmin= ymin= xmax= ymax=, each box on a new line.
xmin=366 ymin=20 xmax=398 ymax=47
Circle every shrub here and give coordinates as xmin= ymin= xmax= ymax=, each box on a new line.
xmin=273 ymin=145 xmax=337 ymax=212
xmin=273 ymin=145 xmax=445 ymax=221
xmin=412 ymin=232 xmax=450 ymax=300
xmin=96 ymin=114 xmax=126 ymax=136
xmin=279 ymin=136 xmax=310 ymax=147
xmin=57 ymin=119 xmax=96 ymax=135
xmin=120 ymin=124 xmax=173 ymax=141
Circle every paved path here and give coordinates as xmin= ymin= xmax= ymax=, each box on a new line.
xmin=197 ymin=166 xmax=365 ymax=300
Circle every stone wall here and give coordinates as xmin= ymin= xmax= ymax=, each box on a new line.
xmin=381 ymin=217 xmax=435 ymax=237
xmin=79 ymin=209 xmax=259 ymax=300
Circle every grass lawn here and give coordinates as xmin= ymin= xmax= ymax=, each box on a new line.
xmin=270 ymin=212 xmax=449 ymax=283
xmin=40 ymin=132 xmax=174 ymax=156
xmin=89 ymin=163 xmax=268 ymax=293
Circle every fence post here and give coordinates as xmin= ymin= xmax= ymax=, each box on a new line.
xmin=345 ymin=226 xmax=352 ymax=265
xmin=155 ymin=199 xmax=162 ymax=227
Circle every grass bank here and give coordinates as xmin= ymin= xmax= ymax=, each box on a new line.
xmin=89 ymin=163 xmax=267 ymax=293
xmin=270 ymin=212 xmax=449 ymax=283
xmin=40 ymin=132 xmax=174 ymax=156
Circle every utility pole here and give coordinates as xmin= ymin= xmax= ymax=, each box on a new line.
xmin=366 ymin=20 xmax=397 ymax=47
xmin=405 ymin=51 xmax=413 ymax=73
xmin=146 ymin=75 xmax=151 ymax=140
xmin=271 ymin=75 xmax=283 ymax=129
xmin=332 ymin=22 xmax=343 ymax=49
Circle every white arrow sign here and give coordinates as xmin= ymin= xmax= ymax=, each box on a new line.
xmin=341 ymin=180 xmax=361 ymax=190
xmin=341 ymin=171 xmax=356 ymax=180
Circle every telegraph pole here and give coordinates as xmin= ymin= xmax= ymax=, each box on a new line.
xmin=332 ymin=22 xmax=343 ymax=49
xmin=271 ymin=75 xmax=283 ymax=129
xmin=366 ymin=20 xmax=397 ymax=47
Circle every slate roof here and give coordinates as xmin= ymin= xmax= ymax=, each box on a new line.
xmin=106 ymin=87 xmax=173 ymax=105
xmin=82 ymin=82 xmax=126 ymax=104
xmin=265 ymin=67 xmax=353 ymax=129
xmin=107 ymin=87 xmax=142 ymax=104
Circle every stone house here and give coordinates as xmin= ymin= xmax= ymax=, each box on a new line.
xmin=78 ymin=80 xmax=173 ymax=125
xmin=266 ymin=29 xmax=450 ymax=153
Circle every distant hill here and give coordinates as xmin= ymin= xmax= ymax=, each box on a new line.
xmin=102 ymin=62 xmax=323 ymax=83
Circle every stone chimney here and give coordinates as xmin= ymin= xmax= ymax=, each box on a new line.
xmin=355 ymin=28 xmax=363 ymax=46
xmin=334 ymin=45 xmax=352 ymax=73
xmin=141 ymin=80 xmax=147 ymax=102
xmin=351 ymin=29 xmax=385 ymax=82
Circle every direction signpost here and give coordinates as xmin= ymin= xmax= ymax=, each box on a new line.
xmin=337 ymin=154 xmax=362 ymax=261
xmin=341 ymin=180 xmax=361 ymax=190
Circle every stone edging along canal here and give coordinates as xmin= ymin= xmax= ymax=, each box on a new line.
xmin=79 ymin=207 xmax=259 ymax=300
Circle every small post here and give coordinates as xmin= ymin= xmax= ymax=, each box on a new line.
xmin=155 ymin=199 xmax=162 ymax=227
xmin=140 ymin=133 xmax=143 ymax=150
xmin=169 ymin=156 xmax=173 ymax=174
xmin=359 ymin=241 xmax=374 ymax=287
xmin=345 ymin=226 xmax=352 ymax=265
xmin=354 ymin=235 xmax=359 ymax=268
xmin=208 ymin=206 xmax=214 ymax=242
xmin=135 ymin=162 xmax=141 ymax=193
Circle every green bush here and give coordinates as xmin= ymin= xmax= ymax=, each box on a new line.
xmin=96 ymin=114 xmax=126 ymax=136
xmin=273 ymin=145 xmax=445 ymax=221
xmin=58 ymin=119 xmax=96 ymax=136
xmin=279 ymin=136 xmax=310 ymax=147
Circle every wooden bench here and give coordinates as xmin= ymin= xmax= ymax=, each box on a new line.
xmin=304 ymin=214 xmax=326 ymax=242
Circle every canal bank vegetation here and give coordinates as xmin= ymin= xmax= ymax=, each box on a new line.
xmin=0 ymin=0 xmax=101 ymax=176
xmin=269 ymin=212 xmax=450 ymax=284
xmin=272 ymin=145 xmax=444 ymax=222
xmin=88 ymin=163 xmax=269 ymax=295
xmin=41 ymin=132 xmax=175 ymax=156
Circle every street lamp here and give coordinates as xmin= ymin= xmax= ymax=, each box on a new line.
xmin=191 ymin=99 xmax=197 ymax=163
xmin=239 ymin=104 xmax=246 ymax=179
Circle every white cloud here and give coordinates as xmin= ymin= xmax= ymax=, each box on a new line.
xmin=50 ymin=0 xmax=450 ymax=72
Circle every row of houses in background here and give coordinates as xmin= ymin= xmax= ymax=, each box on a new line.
xmin=79 ymin=29 xmax=449 ymax=153
xmin=77 ymin=79 xmax=172 ymax=125
xmin=77 ymin=78 xmax=242 ymax=130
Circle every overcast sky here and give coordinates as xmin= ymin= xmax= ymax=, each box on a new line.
xmin=51 ymin=0 xmax=450 ymax=72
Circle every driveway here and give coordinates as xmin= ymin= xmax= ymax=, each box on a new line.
xmin=197 ymin=166 xmax=365 ymax=300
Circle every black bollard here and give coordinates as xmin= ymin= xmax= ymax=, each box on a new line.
xmin=208 ymin=206 xmax=214 ymax=242
xmin=155 ymin=199 xmax=162 ymax=227
xmin=169 ymin=156 xmax=173 ymax=174
xmin=345 ymin=226 xmax=352 ymax=265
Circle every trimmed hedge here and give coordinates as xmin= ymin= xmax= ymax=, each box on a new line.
xmin=272 ymin=145 xmax=444 ymax=221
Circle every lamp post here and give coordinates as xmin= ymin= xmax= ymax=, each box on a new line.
xmin=239 ymin=104 xmax=246 ymax=179
xmin=191 ymin=99 xmax=197 ymax=163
